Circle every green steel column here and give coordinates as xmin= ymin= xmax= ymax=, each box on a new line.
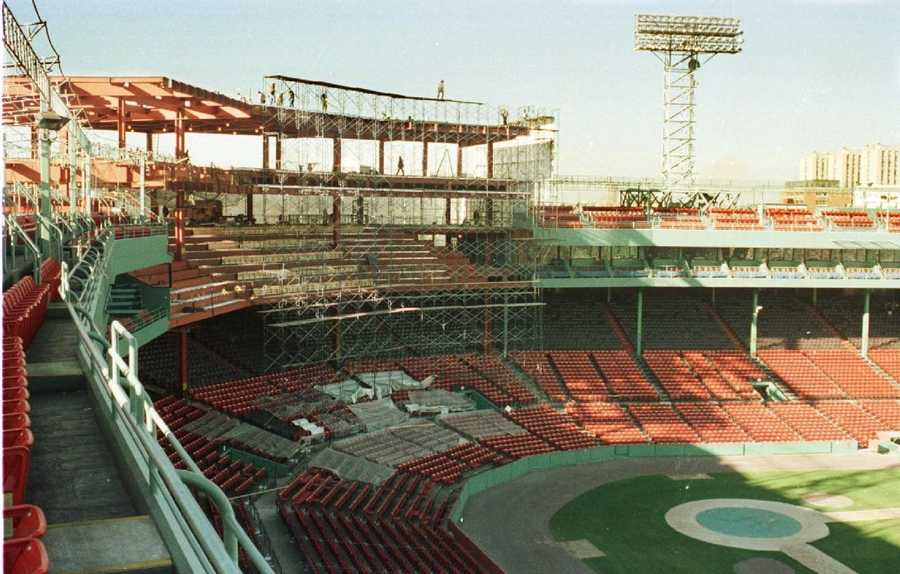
xmin=861 ymin=290 xmax=870 ymax=358
xmin=139 ymin=156 xmax=146 ymax=221
xmin=750 ymin=289 xmax=759 ymax=358
xmin=636 ymin=288 xmax=643 ymax=356
xmin=812 ymin=288 xmax=818 ymax=307
xmin=38 ymin=127 xmax=52 ymax=258
xmin=82 ymin=155 xmax=91 ymax=215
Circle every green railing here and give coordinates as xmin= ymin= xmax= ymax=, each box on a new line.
xmin=61 ymin=228 xmax=275 ymax=574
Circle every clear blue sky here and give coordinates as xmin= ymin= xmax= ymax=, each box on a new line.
xmin=11 ymin=0 xmax=899 ymax=180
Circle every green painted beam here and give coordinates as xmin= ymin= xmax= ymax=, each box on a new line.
xmin=534 ymin=227 xmax=900 ymax=250
xmin=537 ymin=277 xmax=900 ymax=290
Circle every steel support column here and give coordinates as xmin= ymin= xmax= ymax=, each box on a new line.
xmin=378 ymin=139 xmax=385 ymax=174
xmin=175 ymin=112 xmax=186 ymax=160
xmin=486 ymin=141 xmax=494 ymax=179
xmin=275 ymin=135 xmax=282 ymax=171
xmin=68 ymin=128 xmax=78 ymax=220
xmin=146 ymin=132 xmax=154 ymax=157
xmin=139 ymin=156 xmax=146 ymax=221
xmin=861 ymin=289 xmax=871 ymax=358
xmin=262 ymin=135 xmax=270 ymax=169
xmin=750 ymin=289 xmax=759 ymax=358
xmin=38 ymin=125 xmax=51 ymax=259
xmin=422 ymin=141 xmax=429 ymax=176
xmin=636 ymin=289 xmax=644 ymax=356
xmin=332 ymin=138 xmax=341 ymax=173
xmin=456 ymin=146 xmax=463 ymax=177
xmin=174 ymin=188 xmax=185 ymax=261
xmin=332 ymin=193 xmax=341 ymax=247
xmin=117 ymin=98 xmax=126 ymax=150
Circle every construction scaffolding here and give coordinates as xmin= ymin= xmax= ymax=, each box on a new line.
xmin=261 ymin=287 xmax=542 ymax=371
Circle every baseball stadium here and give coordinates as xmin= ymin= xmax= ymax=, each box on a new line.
xmin=3 ymin=4 xmax=899 ymax=574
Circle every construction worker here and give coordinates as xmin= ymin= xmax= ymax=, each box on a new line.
xmin=288 ymin=88 xmax=295 ymax=108
xmin=499 ymin=106 xmax=509 ymax=126
xmin=396 ymin=156 xmax=405 ymax=176
xmin=257 ymin=90 xmax=265 ymax=104
xmin=437 ymin=79 xmax=445 ymax=100
xmin=276 ymin=92 xmax=284 ymax=107
xmin=320 ymin=92 xmax=328 ymax=112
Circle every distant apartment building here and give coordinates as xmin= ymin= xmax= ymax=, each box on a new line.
xmin=803 ymin=144 xmax=899 ymax=189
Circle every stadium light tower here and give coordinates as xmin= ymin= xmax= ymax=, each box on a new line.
xmin=635 ymin=14 xmax=743 ymax=200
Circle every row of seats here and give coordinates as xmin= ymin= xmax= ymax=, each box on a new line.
xmin=505 ymin=405 xmax=599 ymax=450
xmin=400 ymin=355 xmax=527 ymax=407
xmin=509 ymin=351 xmax=569 ymax=401
xmin=189 ymin=364 xmax=337 ymax=416
xmin=562 ymin=398 xmax=897 ymax=447
xmin=3 ymin=274 xmax=52 ymax=349
xmin=397 ymin=443 xmax=501 ymax=484
xmin=279 ymin=469 xmax=498 ymax=574
xmin=153 ymin=397 xmax=266 ymax=495
xmin=3 ymin=335 xmax=50 ymax=574
xmin=759 ymin=349 xmax=900 ymax=400
xmin=644 ymin=350 xmax=763 ymax=401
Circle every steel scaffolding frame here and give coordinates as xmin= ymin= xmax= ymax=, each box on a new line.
xmin=260 ymin=287 xmax=541 ymax=371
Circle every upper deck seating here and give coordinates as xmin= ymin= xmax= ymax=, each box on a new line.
xmin=708 ymin=207 xmax=764 ymax=230
xmin=653 ymin=207 xmax=705 ymax=230
xmin=766 ymin=207 xmax=823 ymax=231
xmin=583 ymin=206 xmax=647 ymax=228
xmin=539 ymin=205 xmax=582 ymax=228
xmin=823 ymin=209 xmax=876 ymax=230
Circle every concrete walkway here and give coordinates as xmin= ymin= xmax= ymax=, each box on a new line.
xmin=460 ymin=453 xmax=899 ymax=574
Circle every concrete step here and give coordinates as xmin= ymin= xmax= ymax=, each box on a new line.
xmin=44 ymin=515 xmax=172 ymax=574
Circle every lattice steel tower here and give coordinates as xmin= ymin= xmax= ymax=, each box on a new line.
xmin=634 ymin=14 xmax=743 ymax=196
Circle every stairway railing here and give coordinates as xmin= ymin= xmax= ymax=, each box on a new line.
xmin=60 ymin=235 xmax=275 ymax=574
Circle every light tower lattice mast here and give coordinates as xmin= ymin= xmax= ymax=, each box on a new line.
xmin=634 ymin=14 xmax=743 ymax=202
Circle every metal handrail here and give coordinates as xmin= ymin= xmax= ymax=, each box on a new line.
xmin=61 ymin=253 xmax=275 ymax=574
xmin=4 ymin=214 xmax=43 ymax=283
